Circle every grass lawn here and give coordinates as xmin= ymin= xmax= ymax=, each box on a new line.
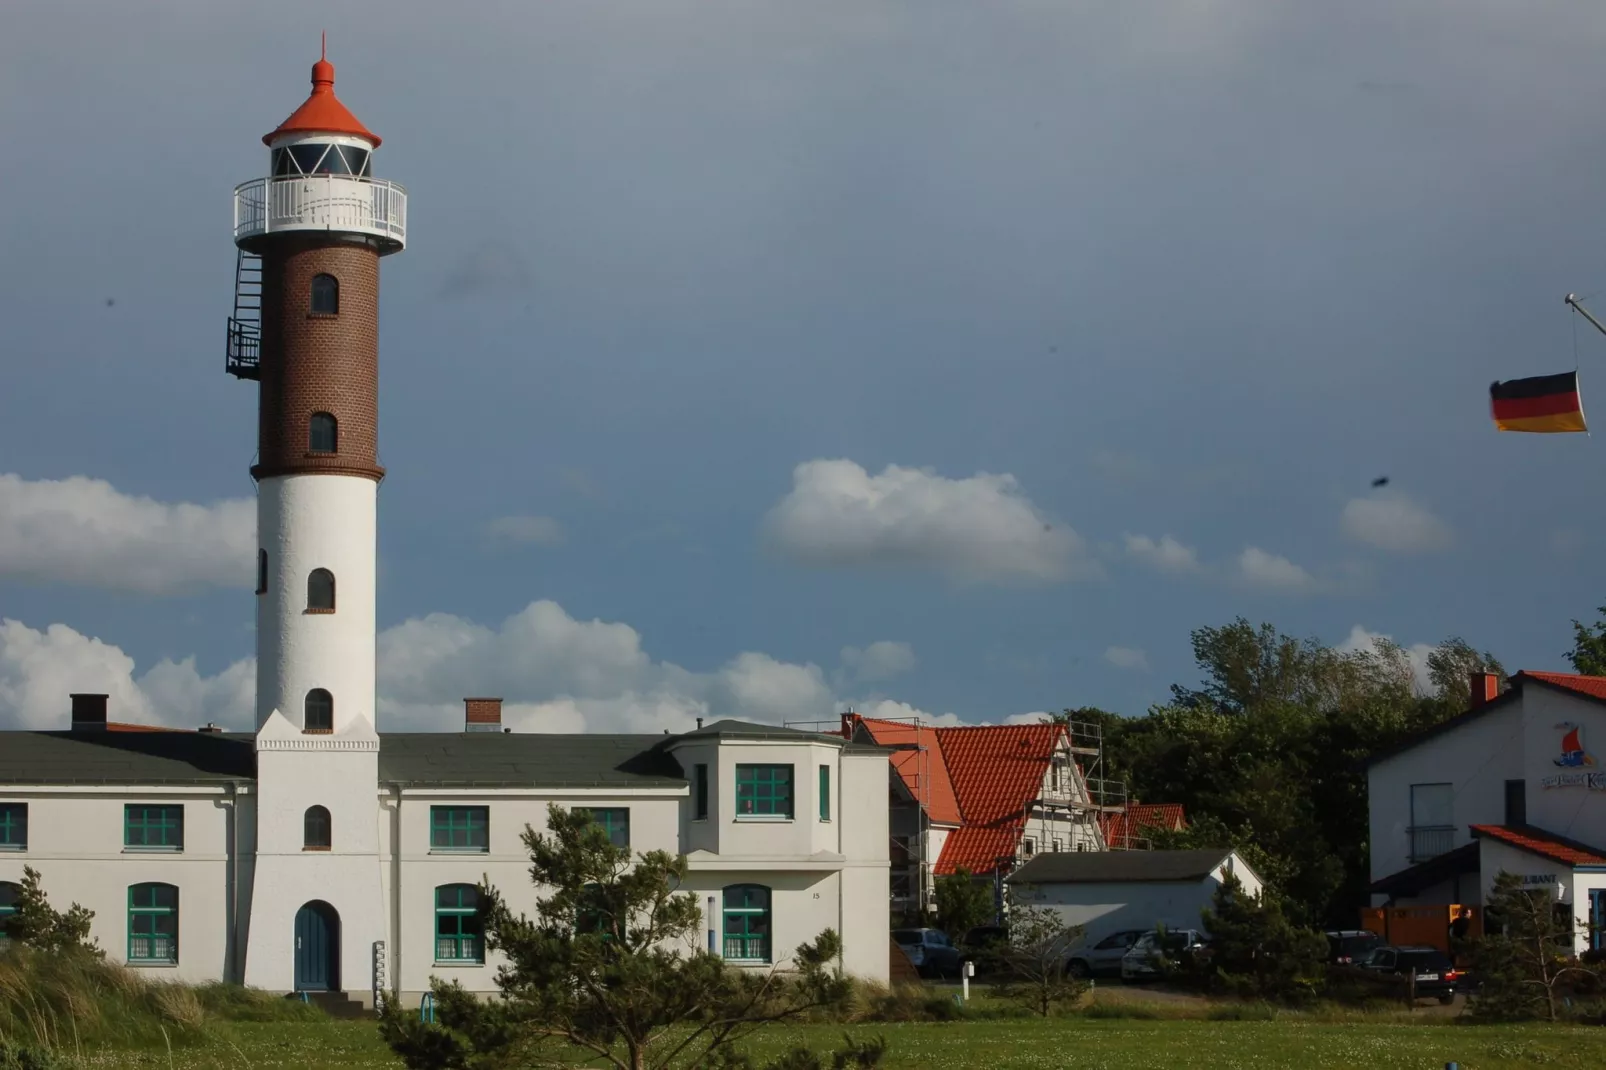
xmin=68 ymin=1016 xmax=1606 ymax=1070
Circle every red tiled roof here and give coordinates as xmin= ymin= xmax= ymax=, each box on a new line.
xmin=936 ymin=723 xmax=1063 ymax=824
xmin=935 ymin=823 xmax=1022 ymax=876
xmin=105 ymin=722 xmax=190 ymax=733
xmin=855 ymin=717 xmax=962 ymax=826
xmin=1516 ymin=671 xmax=1606 ymax=703
xmin=1470 ymin=824 xmax=1606 ymax=867
xmin=265 ymin=49 xmax=381 ymax=147
xmin=1099 ymin=802 xmax=1186 ymax=849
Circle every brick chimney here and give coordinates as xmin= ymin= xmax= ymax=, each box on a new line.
xmin=464 ymin=697 xmax=503 ymax=733
xmin=1469 ymin=671 xmax=1501 ymax=708
xmin=840 ymin=709 xmax=864 ymax=740
xmin=70 ymin=693 xmax=108 ymax=732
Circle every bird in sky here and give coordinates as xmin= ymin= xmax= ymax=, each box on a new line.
xmin=1371 ymin=476 xmax=1390 ymax=488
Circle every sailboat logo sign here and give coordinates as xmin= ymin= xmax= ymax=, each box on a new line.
xmin=1555 ymin=723 xmax=1596 ymax=769
xmin=1542 ymin=722 xmax=1606 ymax=791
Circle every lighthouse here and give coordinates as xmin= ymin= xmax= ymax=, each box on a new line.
xmin=229 ymin=43 xmax=403 ymax=997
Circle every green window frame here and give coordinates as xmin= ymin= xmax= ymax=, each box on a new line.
xmin=694 ymin=764 xmax=709 ymax=820
xmin=0 ymin=803 xmax=25 ymax=850
xmin=434 ymin=884 xmax=484 ymax=964
xmin=124 ymin=805 xmax=184 ymax=851
xmin=584 ymin=807 xmax=630 ymax=848
xmin=819 ymin=765 xmax=830 ymax=821
xmin=430 ymin=806 xmax=489 ymax=852
xmin=735 ymin=764 xmax=793 ymax=818
xmin=128 ymin=883 xmax=178 ymax=964
xmin=0 ymin=881 xmax=19 ymax=946
xmin=722 ymin=884 xmax=771 ymax=963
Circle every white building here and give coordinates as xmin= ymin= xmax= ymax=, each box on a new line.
xmin=0 ymin=47 xmax=890 ymax=1007
xmin=1367 ymin=670 xmax=1606 ymax=955
xmin=1006 ymin=848 xmax=1262 ymax=942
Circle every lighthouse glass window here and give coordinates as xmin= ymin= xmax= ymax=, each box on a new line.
xmin=310 ymin=274 xmax=339 ymax=315
xmin=309 ymin=412 xmax=338 ymax=454
xmin=272 ymin=143 xmax=371 ymax=178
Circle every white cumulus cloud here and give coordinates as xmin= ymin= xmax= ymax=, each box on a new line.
xmin=485 ymin=515 xmax=566 ymax=547
xmin=1103 ymin=646 xmax=1149 ymax=671
xmin=0 ymin=618 xmax=253 ymax=730
xmin=761 ymin=459 xmax=1088 ymax=586
xmin=1341 ymin=492 xmax=1452 ymax=554
xmin=1337 ymin=625 xmax=1434 ymax=693
xmin=839 ymin=641 xmax=917 ymax=683
xmin=0 ymin=473 xmax=254 ymax=594
xmin=1123 ymin=533 xmax=1201 ymax=573
xmin=1237 ymin=546 xmax=1316 ymax=593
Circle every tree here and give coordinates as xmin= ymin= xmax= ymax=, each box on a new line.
xmin=1468 ymin=871 xmax=1601 ymax=1022
xmin=1 ymin=867 xmax=99 ymax=956
xmin=1095 ymin=619 xmax=1505 ymax=927
xmin=933 ymin=868 xmax=993 ymax=942
xmin=1425 ymin=637 xmax=1505 ymax=707
xmin=379 ymin=803 xmax=882 ymax=1070
xmin=1196 ymin=873 xmax=1326 ymax=1003
xmin=991 ymin=889 xmax=1087 ymax=1016
xmin=1567 ymin=606 xmax=1606 ymax=676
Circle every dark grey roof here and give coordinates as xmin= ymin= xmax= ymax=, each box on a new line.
xmin=0 ymin=719 xmax=883 ymax=788
xmin=676 ymin=719 xmax=886 ymax=754
xmin=1369 ymin=842 xmax=1479 ymax=897
xmin=1006 ymin=849 xmax=1238 ymax=885
xmin=377 ymin=733 xmax=685 ymax=788
xmin=0 ymin=730 xmax=256 ymax=786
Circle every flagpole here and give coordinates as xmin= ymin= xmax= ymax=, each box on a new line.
xmin=1565 ymin=293 xmax=1606 ymax=340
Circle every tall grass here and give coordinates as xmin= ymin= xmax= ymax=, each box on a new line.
xmin=0 ymin=947 xmax=323 ymax=1057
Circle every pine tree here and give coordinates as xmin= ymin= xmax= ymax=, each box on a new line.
xmin=1 ymin=867 xmax=99 ymax=956
xmin=1198 ymin=873 xmax=1326 ymax=1003
xmin=379 ymin=804 xmax=882 ymax=1070
xmin=1469 ymin=871 xmax=1601 ymax=1021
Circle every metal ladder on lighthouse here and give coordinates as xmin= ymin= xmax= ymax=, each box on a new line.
xmin=226 ymin=249 xmax=263 ymax=380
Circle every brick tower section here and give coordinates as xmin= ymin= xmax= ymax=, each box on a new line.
xmin=252 ymin=238 xmax=383 ymax=483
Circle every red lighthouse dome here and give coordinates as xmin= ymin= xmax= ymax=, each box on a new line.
xmin=263 ymin=36 xmax=380 ymax=147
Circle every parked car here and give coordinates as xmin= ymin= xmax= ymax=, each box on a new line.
xmin=1120 ymin=928 xmax=1209 ymax=981
xmin=892 ymin=927 xmax=964 ymax=979
xmin=1066 ymin=929 xmax=1148 ymax=979
xmin=1325 ymin=929 xmax=1384 ymax=966
xmin=1359 ymin=945 xmax=1462 ymax=1004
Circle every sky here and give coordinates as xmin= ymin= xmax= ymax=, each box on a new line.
xmin=4 ymin=0 xmax=1606 ymax=734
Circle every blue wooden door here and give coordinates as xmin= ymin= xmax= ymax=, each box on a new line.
xmin=1592 ymin=889 xmax=1605 ymax=952
xmin=294 ymin=902 xmax=338 ymax=991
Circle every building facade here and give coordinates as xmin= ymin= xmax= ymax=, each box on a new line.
xmin=0 ymin=49 xmax=890 ymax=1004
xmin=1007 ymin=848 xmax=1262 ymax=945
xmin=839 ymin=714 xmax=1112 ymax=919
xmin=1367 ymin=670 xmax=1606 ymax=954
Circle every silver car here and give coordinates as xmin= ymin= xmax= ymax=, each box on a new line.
xmin=1120 ymin=928 xmax=1207 ymax=981
xmin=1066 ymin=929 xmax=1147 ymax=979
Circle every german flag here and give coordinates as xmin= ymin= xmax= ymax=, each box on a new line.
xmin=1490 ymin=371 xmax=1588 ymax=433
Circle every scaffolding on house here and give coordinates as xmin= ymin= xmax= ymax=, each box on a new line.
xmin=1022 ymin=717 xmax=1128 ymax=858
xmin=785 ymin=710 xmax=936 ymax=917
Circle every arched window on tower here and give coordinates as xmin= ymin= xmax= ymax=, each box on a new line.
xmin=307 ymin=569 xmax=335 ymax=612
xmin=304 ymin=806 xmax=332 ymax=850
xmin=257 ymin=550 xmax=268 ymax=595
xmin=310 ymin=274 xmax=339 ymax=315
xmin=304 ymin=689 xmax=333 ymax=733
xmin=309 ymin=412 xmax=338 ymax=454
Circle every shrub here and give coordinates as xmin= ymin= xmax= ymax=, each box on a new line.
xmin=0 ymin=1038 xmax=64 ymax=1070
xmin=1197 ymin=874 xmax=1326 ymax=1005
xmin=192 ymin=983 xmax=326 ymax=1023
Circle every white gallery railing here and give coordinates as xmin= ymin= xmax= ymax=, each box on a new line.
xmin=234 ymin=175 xmax=407 ymax=247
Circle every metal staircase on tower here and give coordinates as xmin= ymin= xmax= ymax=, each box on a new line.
xmin=226 ymin=249 xmax=263 ymax=380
